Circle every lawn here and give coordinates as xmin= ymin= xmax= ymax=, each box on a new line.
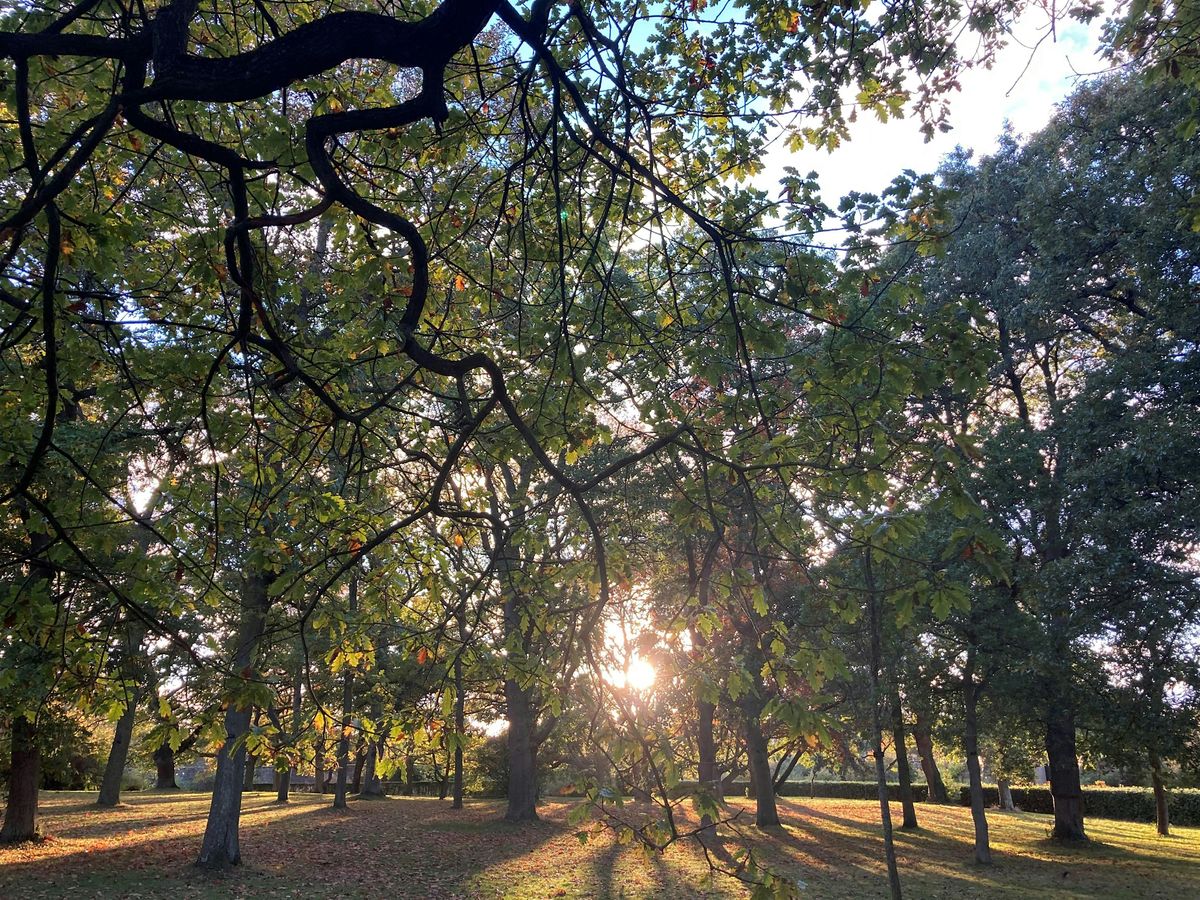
xmin=0 ymin=792 xmax=1197 ymax=898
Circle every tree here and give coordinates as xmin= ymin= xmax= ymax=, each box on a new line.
xmin=901 ymin=73 xmax=1200 ymax=841
xmin=0 ymin=0 xmax=1111 ymax=882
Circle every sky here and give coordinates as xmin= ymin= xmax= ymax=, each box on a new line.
xmin=763 ymin=7 xmax=1114 ymax=206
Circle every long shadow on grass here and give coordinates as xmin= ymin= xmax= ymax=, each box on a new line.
xmin=0 ymin=795 xmax=570 ymax=899
xmin=275 ymin=798 xmax=573 ymax=898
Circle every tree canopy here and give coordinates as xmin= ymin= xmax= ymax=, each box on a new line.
xmin=2 ymin=1 xmax=1198 ymax=898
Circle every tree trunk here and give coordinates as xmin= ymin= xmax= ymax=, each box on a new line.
xmin=198 ymin=703 xmax=256 ymax=866
xmin=435 ymin=759 xmax=448 ymax=800
xmin=963 ymin=657 xmax=992 ymax=865
xmin=275 ymin=768 xmax=292 ymax=803
xmin=154 ymin=741 xmax=179 ymax=789
xmin=913 ymin=712 xmax=948 ymax=803
xmin=1045 ymin=702 xmax=1086 ymax=841
xmin=997 ymin=777 xmax=1015 ymax=811
xmin=97 ymin=686 xmax=142 ymax=807
xmin=196 ymin=571 xmax=271 ymax=868
xmin=351 ymin=742 xmax=365 ymax=794
xmin=359 ymin=739 xmax=385 ymax=798
xmin=890 ymin=691 xmax=918 ymax=829
xmin=333 ymin=579 xmax=358 ymax=810
xmin=504 ymin=678 xmax=539 ymax=822
xmin=243 ymin=748 xmax=257 ymax=791
xmin=865 ymin=555 xmax=903 ymax=900
xmin=744 ymin=709 xmax=780 ymax=827
xmin=404 ymin=752 xmax=417 ymax=796
xmin=277 ymin=657 xmax=304 ymax=803
xmin=360 ymin=666 xmax=386 ymax=798
xmin=5 ymin=524 xmax=53 ymax=844
xmin=332 ymin=679 xmax=353 ymax=808
xmin=359 ymin=741 xmax=378 ymax=796
xmin=697 ymin=697 xmax=718 ymax=828
xmin=772 ymin=747 xmax=803 ymax=791
xmin=1150 ymin=752 xmax=1169 ymax=837
xmin=452 ymin=651 xmax=465 ymax=809
xmin=314 ymin=738 xmax=326 ymax=794
xmin=0 ymin=714 xmax=41 ymax=843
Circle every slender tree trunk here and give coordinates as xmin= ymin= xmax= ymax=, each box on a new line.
xmin=351 ymin=742 xmax=365 ymax=794
xmin=359 ymin=739 xmax=385 ymax=798
xmin=277 ymin=658 xmax=304 ymax=803
xmin=333 ymin=579 xmax=358 ymax=810
xmin=243 ymin=707 xmax=261 ymax=791
xmin=358 ymin=652 xmax=386 ymax=799
xmin=359 ymin=679 xmax=385 ymax=799
xmin=997 ymin=777 xmax=1015 ymax=811
xmin=890 ymin=690 xmax=918 ymax=829
xmin=5 ymin=524 xmax=53 ymax=843
xmin=196 ymin=571 xmax=271 ymax=868
xmin=97 ymin=685 xmax=142 ymax=807
xmin=1045 ymin=700 xmax=1086 ymax=841
xmin=314 ymin=737 xmax=326 ymax=794
xmin=772 ymin=747 xmax=803 ymax=791
xmin=332 ymin=674 xmax=354 ymax=809
xmin=504 ymin=678 xmax=539 ymax=822
xmin=865 ymin=555 xmax=903 ymax=900
xmin=871 ymin=714 xmax=903 ymax=900
xmin=913 ymin=712 xmax=948 ymax=803
xmin=697 ymin=698 xmax=718 ymax=828
xmin=404 ymin=752 xmax=417 ymax=796
xmin=1150 ymin=752 xmax=1169 ymax=837
xmin=0 ymin=714 xmax=41 ymax=843
xmin=452 ymin=651 xmax=465 ymax=809
xmin=744 ymin=709 xmax=780 ymax=827
xmin=963 ymin=653 xmax=992 ymax=865
xmin=436 ymin=758 xmax=449 ymax=800
xmin=243 ymin=748 xmax=257 ymax=791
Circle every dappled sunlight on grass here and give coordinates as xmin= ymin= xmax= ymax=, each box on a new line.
xmin=2 ymin=792 xmax=1198 ymax=898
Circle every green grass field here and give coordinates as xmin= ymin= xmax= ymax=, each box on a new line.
xmin=1 ymin=792 xmax=1196 ymax=898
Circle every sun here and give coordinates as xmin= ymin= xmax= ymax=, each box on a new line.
xmin=624 ymin=657 xmax=656 ymax=692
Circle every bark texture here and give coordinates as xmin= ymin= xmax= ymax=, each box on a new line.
xmin=196 ymin=571 xmax=271 ymax=868
xmin=504 ymin=677 xmax=539 ymax=822
xmin=1150 ymin=752 xmax=1169 ymax=837
xmin=963 ymin=662 xmax=992 ymax=865
xmin=452 ymin=647 xmax=465 ymax=809
xmin=997 ymin=777 xmax=1015 ymax=811
xmin=743 ymin=707 xmax=780 ymax=827
xmin=913 ymin=712 xmax=948 ymax=803
xmin=97 ymin=686 xmax=142 ymax=807
xmin=890 ymin=691 xmax=918 ymax=829
xmin=332 ymin=579 xmax=359 ymax=810
xmin=864 ymin=555 xmax=902 ymax=900
xmin=1045 ymin=703 xmax=1086 ymax=841
xmin=0 ymin=714 xmax=41 ymax=843
xmin=154 ymin=741 xmax=179 ymax=789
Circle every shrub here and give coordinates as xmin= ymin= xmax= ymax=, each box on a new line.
xmin=713 ymin=780 xmax=930 ymax=802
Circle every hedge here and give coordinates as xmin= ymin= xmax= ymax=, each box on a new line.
xmin=716 ymin=780 xmax=930 ymax=802
xmin=955 ymin=785 xmax=1200 ymax=827
xmin=728 ymin=779 xmax=1200 ymax=827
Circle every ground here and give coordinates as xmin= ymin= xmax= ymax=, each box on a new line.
xmin=0 ymin=792 xmax=1196 ymax=898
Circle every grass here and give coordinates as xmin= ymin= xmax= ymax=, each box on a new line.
xmin=1 ymin=791 xmax=1197 ymax=898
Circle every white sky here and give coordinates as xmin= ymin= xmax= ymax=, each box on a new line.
xmin=763 ymin=8 xmax=1113 ymax=205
